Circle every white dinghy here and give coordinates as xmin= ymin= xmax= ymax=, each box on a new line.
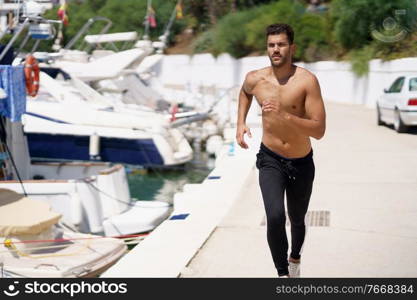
xmin=0 ymin=189 xmax=127 ymax=278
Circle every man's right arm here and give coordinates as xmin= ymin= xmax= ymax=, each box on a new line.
xmin=236 ymin=71 xmax=256 ymax=149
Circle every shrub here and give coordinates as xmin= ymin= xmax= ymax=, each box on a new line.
xmin=192 ymin=29 xmax=216 ymax=54
xmin=245 ymin=0 xmax=304 ymax=53
xmin=193 ymin=0 xmax=331 ymax=60
xmin=295 ymin=13 xmax=328 ymax=61
xmin=331 ymin=0 xmax=417 ymax=50
xmin=349 ymin=46 xmax=375 ymax=77
xmin=193 ymin=8 xmax=259 ymax=58
xmin=211 ymin=9 xmax=256 ymax=57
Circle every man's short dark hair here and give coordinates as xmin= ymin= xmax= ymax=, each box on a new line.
xmin=266 ymin=24 xmax=294 ymax=44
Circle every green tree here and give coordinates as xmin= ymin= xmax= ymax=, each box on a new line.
xmin=245 ymin=0 xmax=305 ymax=52
xmin=211 ymin=9 xmax=258 ymax=57
xmin=43 ymin=0 xmax=188 ymax=50
xmin=244 ymin=0 xmax=328 ymax=60
xmin=331 ymin=0 xmax=417 ymax=49
xmin=193 ymin=0 xmax=329 ymax=60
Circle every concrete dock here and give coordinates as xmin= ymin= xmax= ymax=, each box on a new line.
xmin=103 ymin=101 xmax=417 ymax=278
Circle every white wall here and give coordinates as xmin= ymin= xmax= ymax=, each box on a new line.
xmin=152 ymin=54 xmax=417 ymax=108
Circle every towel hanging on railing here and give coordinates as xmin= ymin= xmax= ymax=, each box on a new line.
xmin=0 ymin=65 xmax=26 ymax=122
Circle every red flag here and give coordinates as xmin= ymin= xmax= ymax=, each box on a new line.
xmin=57 ymin=0 xmax=69 ymax=26
xmin=148 ymin=6 xmax=157 ymax=28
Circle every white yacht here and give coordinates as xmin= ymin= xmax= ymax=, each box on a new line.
xmin=23 ymin=70 xmax=193 ymax=167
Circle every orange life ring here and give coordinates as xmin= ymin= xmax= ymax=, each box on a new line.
xmin=24 ymin=55 xmax=40 ymax=97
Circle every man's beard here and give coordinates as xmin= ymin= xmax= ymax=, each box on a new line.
xmin=269 ymin=54 xmax=288 ymax=67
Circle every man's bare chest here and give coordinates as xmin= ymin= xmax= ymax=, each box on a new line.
xmin=252 ymin=79 xmax=306 ymax=116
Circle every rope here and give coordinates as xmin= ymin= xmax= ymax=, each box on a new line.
xmin=0 ymin=233 xmax=148 ymax=258
xmin=82 ymin=178 xmax=172 ymax=208
xmin=2 ymin=233 xmax=149 ymax=245
xmin=0 ymin=236 xmax=144 ymax=255
xmin=2 ymin=238 xmax=93 ymax=259
xmin=83 ymin=178 xmax=137 ymax=207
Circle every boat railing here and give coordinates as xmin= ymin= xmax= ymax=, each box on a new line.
xmin=84 ymin=31 xmax=139 ymax=52
xmin=64 ymin=16 xmax=112 ymax=52
xmin=0 ymin=16 xmax=62 ymax=62
xmin=16 ymin=19 xmax=62 ymax=55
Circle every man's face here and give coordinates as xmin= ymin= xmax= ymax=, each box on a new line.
xmin=267 ymin=34 xmax=294 ymax=67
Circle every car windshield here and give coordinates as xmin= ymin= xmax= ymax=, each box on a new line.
xmin=410 ymin=78 xmax=417 ymax=91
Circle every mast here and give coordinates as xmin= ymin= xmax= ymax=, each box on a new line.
xmin=161 ymin=0 xmax=179 ymax=44
xmin=143 ymin=0 xmax=152 ymax=40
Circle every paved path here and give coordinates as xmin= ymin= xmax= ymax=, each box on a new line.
xmin=180 ymin=102 xmax=417 ymax=278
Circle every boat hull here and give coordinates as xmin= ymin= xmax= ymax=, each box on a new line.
xmin=27 ymin=133 xmax=164 ymax=166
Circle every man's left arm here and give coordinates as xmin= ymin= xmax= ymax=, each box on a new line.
xmin=283 ymin=75 xmax=326 ymax=139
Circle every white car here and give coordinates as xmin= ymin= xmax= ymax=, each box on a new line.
xmin=377 ymin=75 xmax=417 ymax=133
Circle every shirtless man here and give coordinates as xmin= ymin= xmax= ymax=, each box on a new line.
xmin=236 ymin=23 xmax=326 ymax=278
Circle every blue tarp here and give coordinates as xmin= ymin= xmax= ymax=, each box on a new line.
xmin=0 ymin=65 xmax=27 ymax=122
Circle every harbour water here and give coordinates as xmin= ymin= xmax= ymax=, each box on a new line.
xmin=126 ymin=150 xmax=215 ymax=204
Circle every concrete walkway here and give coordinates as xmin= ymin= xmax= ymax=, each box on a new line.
xmin=180 ymin=101 xmax=417 ymax=278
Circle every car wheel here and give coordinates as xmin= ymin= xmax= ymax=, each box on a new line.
xmin=393 ymin=109 xmax=408 ymax=133
xmin=377 ymin=104 xmax=383 ymax=126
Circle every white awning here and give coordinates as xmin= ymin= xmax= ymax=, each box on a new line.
xmin=84 ymin=32 xmax=138 ymax=44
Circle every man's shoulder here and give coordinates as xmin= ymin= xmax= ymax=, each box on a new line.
xmin=245 ymin=67 xmax=266 ymax=78
xmin=295 ymin=66 xmax=316 ymax=79
xmin=245 ymin=67 xmax=269 ymax=84
xmin=295 ymin=66 xmax=318 ymax=82
xmin=294 ymin=67 xmax=322 ymax=99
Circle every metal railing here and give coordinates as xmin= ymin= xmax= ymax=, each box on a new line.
xmin=64 ymin=16 xmax=112 ymax=51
